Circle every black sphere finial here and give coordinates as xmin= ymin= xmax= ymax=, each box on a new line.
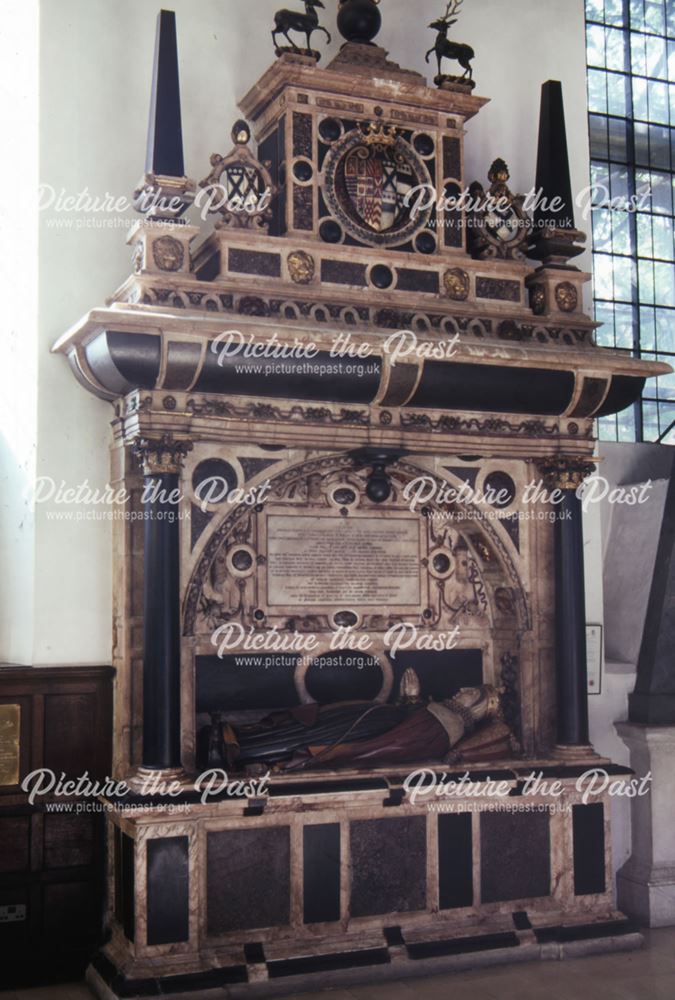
xmin=337 ymin=0 xmax=382 ymax=45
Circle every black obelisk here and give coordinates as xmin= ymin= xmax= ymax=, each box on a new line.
xmin=529 ymin=80 xmax=584 ymax=266
xmin=533 ymin=80 xmax=575 ymax=232
xmin=146 ymin=10 xmax=185 ymax=178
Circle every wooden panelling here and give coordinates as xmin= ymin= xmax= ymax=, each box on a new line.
xmin=0 ymin=665 xmax=113 ymax=988
xmin=43 ymin=814 xmax=96 ymax=870
xmin=44 ymin=694 xmax=97 ymax=777
xmin=0 ymin=816 xmax=31 ymax=872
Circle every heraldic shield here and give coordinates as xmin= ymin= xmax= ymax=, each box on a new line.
xmin=341 ymin=144 xmax=416 ymax=232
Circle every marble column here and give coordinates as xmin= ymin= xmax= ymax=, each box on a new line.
xmin=134 ymin=435 xmax=192 ymax=774
xmin=616 ymin=723 xmax=675 ymax=926
xmin=539 ymin=458 xmax=596 ymax=756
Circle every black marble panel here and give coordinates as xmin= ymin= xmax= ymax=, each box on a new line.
xmin=443 ymin=136 xmax=461 ymax=180
xmin=407 ymin=931 xmax=519 ymax=960
xmin=303 ymin=824 xmax=341 ymax=924
xmin=259 ymin=117 xmax=286 ymax=237
xmin=207 ymin=827 xmax=290 ymax=934
xmin=396 ymin=269 xmax=440 ymax=294
xmin=293 ymin=185 xmax=314 ymax=230
xmin=305 ymin=652 xmax=383 ymax=703
xmin=350 ymin=816 xmax=426 ymax=917
xmin=438 ymin=813 xmax=473 ymax=909
xmin=387 ymin=649 xmax=482 ymax=702
xmin=268 ymin=949 xmax=390 ymax=979
xmin=409 ymin=360 xmax=575 ymax=416
xmin=293 ymin=112 xmax=313 ymax=158
xmin=573 ymin=803 xmax=606 ymax=895
xmin=480 ymin=811 xmax=550 ymax=903
xmin=321 ymin=259 xmax=368 ymax=285
xmin=192 ymin=458 xmax=237 ymax=495
xmin=147 ymin=836 xmax=189 ymax=946
xmin=444 ymin=211 xmax=464 ymax=248
xmin=228 ymin=249 xmax=281 ymax=278
xmin=238 ymin=457 xmax=278 ymax=482
xmin=120 ymin=832 xmax=135 ymax=942
xmin=476 ymin=277 xmax=521 ymax=303
xmin=195 ymin=655 xmax=300 ymax=713
xmin=196 ymin=341 xmax=379 ymax=402
xmin=443 ymin=466 xmax=479 ymax=488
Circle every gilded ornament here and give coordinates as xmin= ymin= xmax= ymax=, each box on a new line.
xmin=443 ymin=267 xmax=470 ymax=301
xmin=530 ymin=284 xmax=546 ymax=315
xmin=287 ymin=250 xmax=315 ymax=284
xmin=555 ymin=281 xmax=578 ymax=312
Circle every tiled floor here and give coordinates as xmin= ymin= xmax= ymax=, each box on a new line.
xmin=2 ymin=930 xmax=674 ymax=1000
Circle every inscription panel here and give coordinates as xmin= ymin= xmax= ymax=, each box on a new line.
xmin=0 ymin=705 xmax=20 ymax=787
xmin=265 ymin=514 xmax=422 ymax=608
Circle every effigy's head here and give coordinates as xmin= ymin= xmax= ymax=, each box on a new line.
xmin=444 ymin=684 xmax=501 ymax=721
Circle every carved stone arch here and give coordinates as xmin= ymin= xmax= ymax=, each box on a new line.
xmin=182 ymin=451 xmax=530 ymax=637
xmin=183 ymin=451 xmax=352 ymax=635
xmin=396 ymin=459 xmax=530 ymax=632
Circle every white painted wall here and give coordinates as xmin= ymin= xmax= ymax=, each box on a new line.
xmin=0 ymin=0 xmax=39 ymax=665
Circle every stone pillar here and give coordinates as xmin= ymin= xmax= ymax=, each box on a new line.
xmin=616 ymin=724 xmax=675 ymax=926
xmin=539 ymin=458 xmax=596 ymax=756
xmin=629 ymin=465 xmax=675 ymax=723
xmin=134 ymin=435 xmax=192 ymax=774
xmin=616 ymin=464 xmax=675 ymax=927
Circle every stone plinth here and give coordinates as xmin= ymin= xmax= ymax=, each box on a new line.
xmin=616 ymin=722 xmax=675 ymax=927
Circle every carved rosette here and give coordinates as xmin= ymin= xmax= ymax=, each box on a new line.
xmin=537 ymin=456 xmax=596 ymax=491
xmin=152 ymin=235 xmax=185 ymax=272
xmin=134 ymin=434 xmax=194 ymax=476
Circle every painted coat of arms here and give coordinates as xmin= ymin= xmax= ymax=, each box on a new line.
xmin=342 ymin=145 xmax=416 ymax=232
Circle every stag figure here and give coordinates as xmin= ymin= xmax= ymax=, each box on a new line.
xmin=425 ymin=0 xmax=475 ymax=83
xmin=272 ymin=0 xmax=332 ymax=55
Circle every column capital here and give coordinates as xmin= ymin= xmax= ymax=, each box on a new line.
xmin=133 ymin=434 xmax=193 ymax=476
xmin=536 ymin=456 xmax=596 ymax=491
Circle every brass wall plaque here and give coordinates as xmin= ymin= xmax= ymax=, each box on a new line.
xmin=0 ymin=704 xmax=21 ymax=786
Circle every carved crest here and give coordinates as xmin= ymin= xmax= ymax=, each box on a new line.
xmin=199 ymin=120 xmax=275 ymax=231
